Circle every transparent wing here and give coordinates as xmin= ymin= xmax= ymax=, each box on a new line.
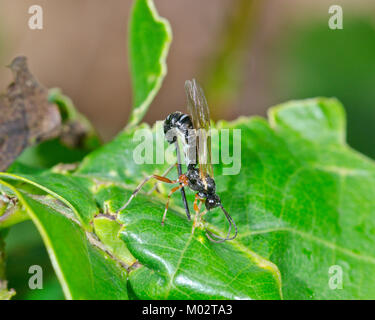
xmin=185 ymin=79 xmax=213 ymax=181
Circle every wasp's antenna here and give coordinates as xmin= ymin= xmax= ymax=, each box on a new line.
xmin=175 ymin=141 xmax=191 ymax=220
xmin=206 ymin=205 xmax=237 ymax=243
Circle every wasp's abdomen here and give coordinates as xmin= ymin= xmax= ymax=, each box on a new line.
xmin=186 ymin=167 xmax=216 ymax=195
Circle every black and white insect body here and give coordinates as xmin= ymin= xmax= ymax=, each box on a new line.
xmin=184 ymin=167 xmax=219 ymax=209
xmin=163 ymin=111 xmax=198 ymax=171
xmin=119 ymin=79 xmax=237 ymax=243
xmin=163 ymin=111 xmax=193 ymax=144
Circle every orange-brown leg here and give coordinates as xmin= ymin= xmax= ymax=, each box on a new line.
xmin=193 ymin=194 xmax=200 ymax=213
xmin=198 ymin=200 xmax=203 ymax=212
xmin=147 ymin=163 xmax=177 ymax=195
xmin=192 ymin=194 xmax=201 ymax=234
xmin=161 ymin=184 xmax=183 ymax=225
xmin=118 ymin=174 xmax=178 ymax=212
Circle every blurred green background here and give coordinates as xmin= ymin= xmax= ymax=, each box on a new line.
xmin=0 ymin=0 xmax=374 ymax=299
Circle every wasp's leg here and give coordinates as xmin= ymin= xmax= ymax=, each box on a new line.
xmin=205 ymin=205 xmax=238 ymax=243
xmin=161 ymin=184 xmax=183 ymax=226
xmin=147 ymin=163 xmax=177 ymax=195
xmin=175 ymin=140 xmax=191 ymax=221
xmin=117 ymin=174 xmax=178 ymax=213
xmin=191 ymin=194 xmax=203 ymax=234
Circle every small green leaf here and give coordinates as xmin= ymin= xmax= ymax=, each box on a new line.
xmin=0 ymin=197 xmax=29 ymax=230
xmin=127 ymin=0 xmax=172 ymax=128
xmin=93 ymin=215 xmax=136 ymax=267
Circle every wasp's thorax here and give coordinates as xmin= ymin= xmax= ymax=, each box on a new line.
xmin=164 ymin=112 xmax=197 ymax=168
xmin=186 ymin=167 xmax=221 ymax=210
xmin=163 ymin=112 xmax=193 ymax=144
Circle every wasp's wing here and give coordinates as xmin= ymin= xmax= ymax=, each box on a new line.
xmin=185 ymin=79 xmax=213 ymax=181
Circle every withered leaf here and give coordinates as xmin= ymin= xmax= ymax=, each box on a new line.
xmin=0 ymin=56 xmax=61 ymax=171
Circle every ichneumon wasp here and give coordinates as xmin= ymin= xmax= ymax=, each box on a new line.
xmin=118 ymin=79 xmax=237 ymax=242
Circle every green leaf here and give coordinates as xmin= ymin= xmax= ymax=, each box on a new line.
xmin=0 ymin=172 xmax=99 ymax=230
xmin=77 ymin=126 xmax=282 ymax=299
xmin=127 ymin=0 xmax=172 ymax=128
xmin=3 ymin=97 xmax=375 ymax=299
xmin=0 ymin=180 xmax=128 ymax=300
xmin=119 ymin=201 xmax=282 ymax=299
xmin=76 ymin=97 xmax=375 ymax=299
xmin=256 ymin=98 xmax=375 ymax=299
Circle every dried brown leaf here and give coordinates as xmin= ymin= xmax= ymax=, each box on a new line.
xmin=0 ymin=56 xmax=61 ymax=171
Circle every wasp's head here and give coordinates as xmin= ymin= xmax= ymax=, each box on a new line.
xmin=205 ymin=193 xmax=221 ymax=210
